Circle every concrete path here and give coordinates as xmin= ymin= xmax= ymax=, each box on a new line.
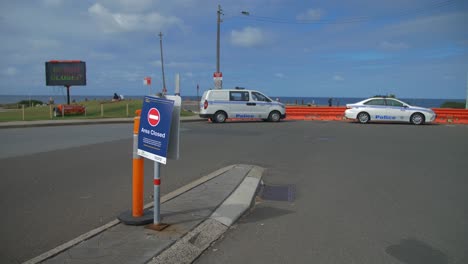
xmin=24 ymin=164 xmax=263 ymax=264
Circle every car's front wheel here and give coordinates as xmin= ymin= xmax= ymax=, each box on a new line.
xmin=268 ymin=111 xmax=281 ymax=122
xmin=213 ymin=111 xmax=227 ymax=123
xmin=357 ymin=112 xmax=370 ymax=124
xmin=410 ymin=113 xmax=425 ymax=125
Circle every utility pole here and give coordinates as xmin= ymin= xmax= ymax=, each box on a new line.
xmin=216 ymin=5 xmax=222 ymax=73
xmin=214 ymin=4 xmax=223 ymax=89
xmin=159 ymin=32 xmax=167 ymax=95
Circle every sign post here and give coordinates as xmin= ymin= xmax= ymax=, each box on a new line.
xmin=136 ymin=96 xmax=179 ymax=230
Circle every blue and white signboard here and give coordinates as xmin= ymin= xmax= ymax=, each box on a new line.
xmin=137 ymin=96 xmax=174 ymax=164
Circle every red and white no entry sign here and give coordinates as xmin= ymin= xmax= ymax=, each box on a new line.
xmin=148 ymin=108 xmax=160 ymax=127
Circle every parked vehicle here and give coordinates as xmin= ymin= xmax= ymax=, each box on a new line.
xmin=199 ymin=88 xmax=286 ymax=123
xmin=345 ymin=96 xmax=436 ymax=125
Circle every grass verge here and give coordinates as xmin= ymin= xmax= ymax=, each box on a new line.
xmin=0 ymin=99 xmax=196 ymax=122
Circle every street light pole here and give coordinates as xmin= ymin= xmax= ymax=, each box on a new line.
xmin=159 ymin=32 xmax=167 ymax=95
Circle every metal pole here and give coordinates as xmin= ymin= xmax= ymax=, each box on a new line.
xmin=216 ymin=5 xmax=221 ymax=74
xmin=159 ymin=32 xmax=167 ymax=95
xmin=153 ymin=161 xmax=161 ymax=224
xmin=66 ymin=85 xmax=70 ymax=105
xmin=175 ymin=73 xmax=180 ymax=96
xmin=466 ymin=71 xmax=468 ymax=109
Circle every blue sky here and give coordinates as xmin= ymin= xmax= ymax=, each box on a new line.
xmin=1 ymin=0 xmax=467 ymax=99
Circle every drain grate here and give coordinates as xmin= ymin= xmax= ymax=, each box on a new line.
xmin=259 ymin=184 xmax=296 ymax=202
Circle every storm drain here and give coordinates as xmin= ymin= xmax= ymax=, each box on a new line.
xmin=259 ymin=184 xmax=296 ymax=202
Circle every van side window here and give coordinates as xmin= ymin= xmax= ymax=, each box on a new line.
xmin=230 ymin=91 xmax=249 ymax=101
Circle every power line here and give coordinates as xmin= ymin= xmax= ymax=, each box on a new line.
xmin=235 ymin=0 xmax=458 ymax=25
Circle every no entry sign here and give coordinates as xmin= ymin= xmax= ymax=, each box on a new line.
xmin=148 ymin=108 xmax=160 ymax=127
xmin=137 ymin=96 xmax=174 ymax=164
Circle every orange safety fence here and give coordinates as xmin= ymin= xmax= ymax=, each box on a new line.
xmin=285 ymin=106 xmax=468 ymax=124
xmin=433 ymin=108 xmax=468 ymax=124
xmin=286 ymin=106 xmax=347 ymax=121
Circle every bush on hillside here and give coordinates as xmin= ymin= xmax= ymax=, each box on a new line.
xmin=17 ymin=100 xmax=44 ymax=107
xmin=440 ymin=101 xmax=466 ymax=109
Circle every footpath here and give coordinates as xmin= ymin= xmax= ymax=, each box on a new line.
xmin=24 ymin=164 xmax=263 ymax=264
xmin=2 ymin=117 xmax=264 ymax=264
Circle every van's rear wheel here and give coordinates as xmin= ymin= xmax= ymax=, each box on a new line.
xmin=213 ymin=111 xmax=227 ymax=123
xmin=268 ymin=111 xmax=281 ymax=122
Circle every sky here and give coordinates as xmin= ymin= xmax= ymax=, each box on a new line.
xmin=1 ymin=0 xmax=467 ymax=99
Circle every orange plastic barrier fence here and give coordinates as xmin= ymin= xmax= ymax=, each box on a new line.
xmin=285 ymin=106 xmax=468 ymax=124
xmin=55 ymin=104 xmax=86 ymax=116
xmin=286 ymin=106 xmax=347 ymax=121
xmin=433 ymin=108 xmax=468 ymax=124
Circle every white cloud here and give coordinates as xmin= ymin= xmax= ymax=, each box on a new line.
xmin=42 ymin=0 xmax=63 ymax=7
xmin=108 ymin=0 xmax=153 ymax=12
xmin=30 ymin=39 xmax=61 ymax=50
xmin=151 ymin=60 xmax=210 ymax=69
xmin=383 ymin=12 xmax=467 ymax=38
xmin=275 ymin=73 xmax=285 ymax=78
xmin=297 ymin=8 xmax=324 ymax=21
xmin=231 ymin=27 xmax=268 ymax=48
xmin=333 ymin=75 xmax=344 ymax=81
xmin=89 ymin=51 xmax=115 ymax=61
xmin=4 ymin=67 xmax=18 ymax=76
xmin=379 ymin=41 xmax=409 ymax=51
xmin=88 ymin=3 xmax=183 ymax=33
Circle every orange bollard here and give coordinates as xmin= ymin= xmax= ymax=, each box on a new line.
xmin=132 ymin=112 xmax=144 ymax=217
xmin=119 ymin=109 xmax=153 ymax=225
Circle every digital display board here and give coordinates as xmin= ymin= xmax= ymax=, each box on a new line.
xmin=45 ymin=61 xmax=86 ymax=86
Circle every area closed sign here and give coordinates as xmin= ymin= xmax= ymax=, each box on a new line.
xmin=137 ymin=96 xmax=174 ymax=164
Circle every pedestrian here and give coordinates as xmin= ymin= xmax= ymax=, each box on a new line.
xmin=328 ymin=98 xmax=332 ymax=107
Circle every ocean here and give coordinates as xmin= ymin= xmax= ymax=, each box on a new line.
xmin=0 ymin=94 xmax=465 ymax=108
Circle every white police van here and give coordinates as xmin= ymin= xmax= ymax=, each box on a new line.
xmin=199 ymin=88 xmax=286 ymax=123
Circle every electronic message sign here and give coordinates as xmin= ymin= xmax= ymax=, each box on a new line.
xmin=45 ymin=60 xmax=86 ymax=86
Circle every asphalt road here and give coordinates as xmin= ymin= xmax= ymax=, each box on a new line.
xmin=192 ymin=121 xmax=468 ymax=264
xmin=1 ymin=121 xmax=467 ymax=263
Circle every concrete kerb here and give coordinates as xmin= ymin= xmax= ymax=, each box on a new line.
xmin=148 ymin=165 xmax=264 ymax=264
xmin=23 ymin=164 xmax=262 ymax=264
xmin=0 ymin=116 xmax=207 ymax=129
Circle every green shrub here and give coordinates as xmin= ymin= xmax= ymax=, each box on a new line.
xmin=440 ymin=101 xmax=466 ymax=109
xmin=17 ymin=100 xmax=44 ymax=107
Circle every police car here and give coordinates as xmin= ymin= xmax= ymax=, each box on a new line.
xmin=199 ymin=87 xmax=286 ymax=123
xmin=345 ymin=96 xmax=436 ymax=125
